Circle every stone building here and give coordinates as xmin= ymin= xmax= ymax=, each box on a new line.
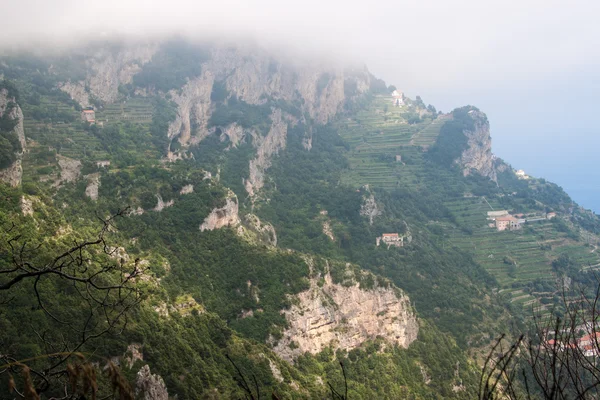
xmin=495 ymin=216 xmax=521 ymax=231
xmin=377 ymin=233 xmax=404 ymax=247
xmin=81 ymin=108 xmax=95 ymax=123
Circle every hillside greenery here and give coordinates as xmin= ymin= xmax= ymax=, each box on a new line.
xmin=1 ymin=44 xmax=599 ymax=399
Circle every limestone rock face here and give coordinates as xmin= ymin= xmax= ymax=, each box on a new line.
xmin=273 ymin=269 xmax=418 ymax=362
xmin=179 ymin=184 xmax=194 ymax=195
xmin=0 ymin=88 xmax=25 ymax=187
xmin=237 ymin=213 xmax=277 ymax=246
xmin=245 ymin=109 xmax=288 ymax=197
xmin=136 ymin=365 xmax=168 ymax=400
xmin=167 ymin=70 xmax=215 ymax=149
xmin=220 ymin=123 xmax=246 ymax=148
xmin=165 ymin=45 xmax=371 ymax=153
xmin=21 ymin=196 xmax=34 ymax=216
xmin=459 ymin=110 xmax=497 ymax=182
xmin=322 ymin=221 xmax=335 ymax=241
xmin=84 ymin=173 xmax=100 ymax=200
xmin=124 ymin=343 xmax=144 ymax=369
xmin=360 ymin=193 xmax=382 ymax=226
xmin=0 ymin=159 xmax=23 ymax=187
xmin=153 ymin=194 xmax=174 ymax=212
xmin=59 ymin=43 xmax=158 ymax=107
xmin=54 ymin=155 xmax=81 ymax=187
xmin=199 ymin=190 xmax=240 ymax=231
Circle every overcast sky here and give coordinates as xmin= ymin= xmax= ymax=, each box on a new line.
xmin=2 ymin=0 xmax=599 ymax=210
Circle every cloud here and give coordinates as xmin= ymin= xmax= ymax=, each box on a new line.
xmin=3 ymin=0 xmax=598 ymax=88
xmin=2 ymin=0 xmax=600 ymax=208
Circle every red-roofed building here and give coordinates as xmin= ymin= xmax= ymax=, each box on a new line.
xmin=81 ymin=108 xmax=95 ymax=124
xmin=495 ymin=216 xmax=521 ymax=231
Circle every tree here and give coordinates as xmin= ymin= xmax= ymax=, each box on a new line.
xmin=0 ymin=209 xmax=144 ymax=398
xmin=481 ymin=276 xmax=600 ymax=399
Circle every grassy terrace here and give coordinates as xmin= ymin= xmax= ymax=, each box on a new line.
xmin=338 ymin=95 xmax=444 ymax=190
xmin=95 ymin=97 xmax=154 ymax=124
xmin=441 ymin=195 xmax=600 ymax=315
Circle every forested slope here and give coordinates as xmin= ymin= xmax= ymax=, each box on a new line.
xmin=1 ymin=38 xmax=599 ymax=399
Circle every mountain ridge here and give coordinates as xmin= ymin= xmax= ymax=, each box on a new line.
xmin=1 ymin=37 xmax=599 ymax=399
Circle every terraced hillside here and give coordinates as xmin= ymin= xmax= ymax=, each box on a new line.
xmin=95 ymin=97 xmax=154 ymax=124
xmin=438 ymin=195 xmax=600 ymax=317
xmin=339 ymin=95 xmax=447 ymax=191
xmin=337 ymin=94 xmax=600 ymax=318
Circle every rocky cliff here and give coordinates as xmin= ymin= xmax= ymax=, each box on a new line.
xmin=273 ymin=263 xmax=418 ymax=362
xmin=199 ymin=190 xmax=240 ymax=231
xmin=0 ymin=88 xmax=25 ymax=187
xmin=237 ymin=213 xmax=278 ymax=246
xmin=59 ymin=44 xmax=158 ymax=106
xmin=245 ymin=109 xmax=288 ymax=197
xmin=458 ymin=110 xmax=497 ymax=182
xmin=135 ymin=365 xmax=169 ymax=400
xmin=58 ymin=40 xmax=373 ymax=198
xmin=360 ymin=192 xmax=382 ymax=226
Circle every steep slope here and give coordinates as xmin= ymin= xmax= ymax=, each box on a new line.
xmin=1 ymin=37 xmax=599 ymax=399
xmin=0 ymin=82 xmax=26 ymax=186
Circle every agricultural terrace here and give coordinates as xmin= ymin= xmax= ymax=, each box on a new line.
xmin=338 ymin=95 xmax=447 ymax=191
xmin=440 ymin=195 xmax=600 ymax=317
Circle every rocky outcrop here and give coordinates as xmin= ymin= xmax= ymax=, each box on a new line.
xmin=220 ymin=123 xmax=246 ymax=148
xmin=179 ymin=184 xmax=194 ymax=195
xmin=84 ymin=173 xmax=100 ymax=200
xmin=199 ymin=190 xmax=240 ymax=231
xmin=322 ymin=221 xmax=335 ymax=241
xmin=237 ymin=213 xmax=277 ymax=246
xmin=21 ymin=196 xmax=34 ymax=216
xmin=0 ymin=160 xmax=23 ymax=187
xmin=360 ymin=193 xmax=382 ymax=226
xmin=54 ymin=155 xmax=81 ymax=187
xmin=164 ymin=44 xmax=371 ymax=153
xmin=273 ymin=265 xmax=418 ymax=362
xmin=0 ymin=88 xmax=25 ymax=187
xmin=59 ymin=44 xmax=158 ymax=107
xmin=167 ymin=70 xmax=214 ymax=149
xmin=124 ymin=343 xmax=144 ymax=369
xmin=153 ymin=194 xmax=174 ymax=212
xmin=136 ymin=365 xmax=169 ymax=400
xmin=245 ymin=109 xmax=288 ymax=197
xmin=459 ymin=109 xmax=497 ymax=182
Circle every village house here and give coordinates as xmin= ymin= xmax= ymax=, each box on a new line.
xmin=81 ymin=108 xmax=95 ymax=124
xmin=96 ymin=160 xmax=111 ymax=168
xmin=545 ymin=332 xmax=600 ymax=357
xmin=516 ymin=169 xmax=529 ymax=179
xmin=395 ymin=155 xmax=402 ymax=162
xmin=495 ymin=215 xmax=521 ymax=231
xmin=391 ymin=90 xmax=404 ymax=106
xmin=376 ymin=233 xmax=404 ymax=248
xmin=546 ymin=212 xmax=557 ymax=219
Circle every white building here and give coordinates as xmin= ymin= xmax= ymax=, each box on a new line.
xmin=391 ymin=90 xmax=404 ymax=106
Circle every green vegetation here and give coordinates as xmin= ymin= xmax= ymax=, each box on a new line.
xmin=0 ymin=80 xmax=22 ymax=168
xmin=427 ymin=106 xmax=477 ymax=167
xmin=2 ymin=45 xmax=600 ymax=399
